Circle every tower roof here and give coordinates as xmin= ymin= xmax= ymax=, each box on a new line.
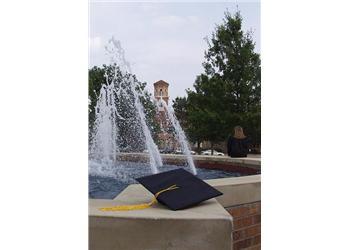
xmin=153 ymin=80 xmax=169 ymax=86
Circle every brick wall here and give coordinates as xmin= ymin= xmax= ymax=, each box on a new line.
xmin=226 ymin=201 xmax=261 ymax=250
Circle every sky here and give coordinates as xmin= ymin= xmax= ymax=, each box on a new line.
xmin=89 ymin=1 xmax=260 ymax=103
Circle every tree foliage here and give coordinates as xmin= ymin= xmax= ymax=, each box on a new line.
xmin=173 ymin=10 xmax=261 ymax=150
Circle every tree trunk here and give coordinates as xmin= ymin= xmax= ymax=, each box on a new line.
xmin=210 ymin=142 xmax=214 ymax=155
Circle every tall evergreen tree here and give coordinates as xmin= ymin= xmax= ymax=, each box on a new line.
xmin=174 ymin=10 xmax=261 ymax=153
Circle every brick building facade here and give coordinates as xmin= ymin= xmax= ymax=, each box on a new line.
xmin=153 ymin=80 xmax=178 ymax=151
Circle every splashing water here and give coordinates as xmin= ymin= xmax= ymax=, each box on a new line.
xmin=89 ymin=77 xmax=119 ymax=165
xmin=89 ymin=37 xmax=163 ymax=174
xmin=157 ymin=98 xmax=197 ymax=175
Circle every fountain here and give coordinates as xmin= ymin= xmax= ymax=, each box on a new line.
xmin=88 ymin=38 xmax=252 ymax=199
xmin=89 ymin=37 xmax=163 ymax=174
xmin=89 ymin=81 xmax=119 ymax=164
xmin=156 ymin=98 xmax=197 ymax=175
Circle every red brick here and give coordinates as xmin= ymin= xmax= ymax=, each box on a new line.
xmin=253 ymin=235 xmax=261 ymax=245
xmin=256 ymin=202 xmax=261 ymax=211
xmin=243 ymin=216 xmax=254 ymax=227
xmin=233 ymin=238 xmax=253 ymax=250
xmin=249 ymin=206 xmax=259 ymax=215
xmin=252 ymin=214 xmax=261 ymax=224
xmin=234 ymin=216 xmax=254 ymax=229
xmin=242 ymin=206 xmax=252 ymax=216
xmin=229 ymin=206 xmax=251 ymax=218
xmin=229 ymin=202 xmax=261 ymax=249
xmin=228 ymin=207 xmax=241 ymax=217
xmin=233 ymin=230 xmax=245 ymax=241
xmin=245 ymin=225 xmax=261 ymax=238
xmin=245 ymin=244 xmax=261 ymax=250
xmin=227 ymin=202 xmax=261 ymax=218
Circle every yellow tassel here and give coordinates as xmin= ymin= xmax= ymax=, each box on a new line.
xmin=99 ymin=184 xmax=179 ymax=211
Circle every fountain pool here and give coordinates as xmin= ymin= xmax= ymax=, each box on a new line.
xmin=89 ymin=162 xmax=243 ymax=199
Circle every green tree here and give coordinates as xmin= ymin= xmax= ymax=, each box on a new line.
xmin=187 ymin=74 xmax=238 ymax=153
xmin=88 ymin=66 xmax=105 ymax=130
xmin=172 ymin=96 xmax=202 ymax=152
xmin=174 ymin=10 xmax=261 ymax=154
xmin=172 ymin=97 xmax=188 ymax=128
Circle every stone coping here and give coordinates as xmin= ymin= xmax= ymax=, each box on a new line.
xmin=207 ymin=175 xmax=261 ymax=208
xmin=118 ymin=152 xmax=261 ymax=166
xmin=207 ymin=174 xmax=260 ymax=187
xmin=89 ymin=183 xmax=231 ymax=221
xmin=89 ymin=174 xmax=261 ymax=217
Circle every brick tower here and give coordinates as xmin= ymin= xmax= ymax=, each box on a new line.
xmin=153 ymin=80 xmax=177 ymax=151
xmin=153 ymin=80 xmax=169 ymax=105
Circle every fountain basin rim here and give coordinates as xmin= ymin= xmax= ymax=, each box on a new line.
xmin=117 ymin=152 xmax=260 ymax=165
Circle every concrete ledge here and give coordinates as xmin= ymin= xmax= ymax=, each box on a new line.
xmin=89 ymin=184 xmax=233 ymax=250
xmin=206 ymin=175 xmax=261 ymax=208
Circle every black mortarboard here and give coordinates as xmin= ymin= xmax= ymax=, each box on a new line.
xmin=136 ymin=168 xmax=223 ymax=210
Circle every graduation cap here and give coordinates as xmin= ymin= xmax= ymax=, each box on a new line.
xmin=100 ymin=168 xmax=223 ymax=211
